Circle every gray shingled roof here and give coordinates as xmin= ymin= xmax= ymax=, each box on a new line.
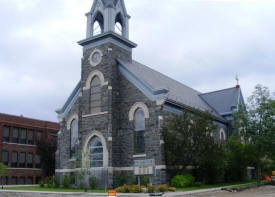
xmin=118 ymin=59 xmax=225 ymax=120
xmin=200 ymin=87 xmax=240 ymax=115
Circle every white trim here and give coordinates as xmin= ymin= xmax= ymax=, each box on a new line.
xmin=133 ymin=154 xmax=146 ymax=158
xmin=82 ymin=131 xmax=109 ymax=168
xmin=89 ymin=48 xmax=103 ymax=67
xmin=108 ymin=86 xmax=113 ymax=90
xmin=129 ymin=102 xmax=149 ymax=121
xmin=66 ymin=114 xmax=78 ymax=130
xmin=83 ymin=70 xmax=108 ymax=90
xmin=108 ymin=137 xmax=112 ymax=141
xmin=156 ymin=100 xmax=165 ymax=106
xmin=7 ymin=168 xmax=42 ymax=171
xmin=220 ymin=128 xmax=226 ymax=140
xmin=82 ymin=111 xmax=108 ymax=118
xmin=160 ymin=140 xmax=164 ymax=145
xmin=156 ymin=165 xmax=166 ymax=170
xmin=55 ymin=169 xmax=77 ymax=173
xmin=2 ymin=142 xmax=36 ymax=147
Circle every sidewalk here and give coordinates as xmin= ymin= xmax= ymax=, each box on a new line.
xmin=0 ymin=187 xmax=223 ymax=197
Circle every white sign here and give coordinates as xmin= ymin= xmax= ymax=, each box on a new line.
xmin=134 ymin=159 xmax=155 ymax=176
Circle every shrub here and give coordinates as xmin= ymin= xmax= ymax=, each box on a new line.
xmin=113 ymin=172 xmax=127 ymax=188
xmin=168 ymin=187 xmax=176 ymax=192
xmin=70 ymin=175 xmax=76 ymax=185
xmin=89 ymin=176 xmax=98 ymax=189
xmin=140 ymin=177 xmax=150 ymax=186
xmin=129 ymin=185 xmax=142 ymax=193
xmin=62 ymin=175 xmax=71 ymax=188
xmin=53 ymin=177 xmax=60 ymax=188
xmin=170 ymin=174 xmax=195 ymax=188
xmin=39 ymin=181 xmax=45 ymax=188
xmin=194 ymin=182 xmax=202 ymax=187
xmin=45 ymin=177 xmax=53 ymax=188
xmin=147 ymin=185 xmax=156 ymax=193
xmin=156 ymin=184 xmax=169 ymax=192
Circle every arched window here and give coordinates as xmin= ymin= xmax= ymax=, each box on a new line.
xmin=92 ymin=12 xmax=104 ymax=36
xmin=90 ymin=76 xmax=101 ymax=114
xmin=114 ymin=13 xmax=123 ymax=36
xmin=134 ymin=108 xmax=145 ymax=154
xmin=90 ymin=137 xmax=103 ymax=167
xmin=70 ymin=119 xmax=78 ymax=158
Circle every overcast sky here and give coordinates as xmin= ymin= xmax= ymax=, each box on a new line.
xmin=0 ymin=0 xmax=274 ymax=122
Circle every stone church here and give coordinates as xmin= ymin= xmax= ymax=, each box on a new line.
xmin=55 ymin=0 xmax=245 ymax=187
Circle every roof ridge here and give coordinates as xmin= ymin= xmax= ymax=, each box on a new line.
xmin=200 ymin=87 xmax=237 ymax=95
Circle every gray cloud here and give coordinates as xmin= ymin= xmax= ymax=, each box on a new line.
xmin=0 ymin=0 xmax=274 ymax=121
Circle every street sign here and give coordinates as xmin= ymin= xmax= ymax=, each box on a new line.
xmin=134 ymin=159 xmax=155 ymax=176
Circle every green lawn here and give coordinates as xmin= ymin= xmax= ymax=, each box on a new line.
xmin=3 ymin=186 xmax=106 ymax=193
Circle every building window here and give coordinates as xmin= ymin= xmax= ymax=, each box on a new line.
xmin=28 ymin=130 xmax=34 ymax=145
xmin=12 ymin=152 xmax=18 ymax=168
xmin=3 ymin=126 xmax=10 ymax=142
xmin=12 ymin=128 xmax=19 ymax=143
xmin=20 ymin=129 xmax=27 ymax=144
xmin=70 ymin=119 xmax=78 ymax=158
xmin=35 ymin=155 xmax=41 ymax=168
xmin=20 ymin=152 xmax=26 ymax=168
xmin=19 ymin=177 xmax=25 ymax=185
xmin=134 ymin=108 xmax=145 ymax=154
xmin=90 ymin=137 xmax=103 ymax=168
xmin=27 ymin=177 xmax=33 ymax=184
xmin=11 ymin=177 xmax=17 ymax=185
xmin=2 ymin=151 xmax=9 ymax=166
xmin=37 ymin=131 xmax=43 ymax=142
xmin=2 ymin=177 xmax=8 ymax=185
xmin=27 ymin=153 xmax=33 ymax=168
xmin=90 ymin=76 xmax=101 ymax=114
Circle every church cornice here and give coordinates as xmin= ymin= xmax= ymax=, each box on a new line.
xmin=78 ymin=31 xmax=137 ymax=49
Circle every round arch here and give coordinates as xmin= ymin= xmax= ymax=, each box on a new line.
xmin=82 ymin=131 xmax=108 ymax=168
xmin=220 ymin=128 xmax=227 ymax=141
xmin=83 ymin=69 xmax=108 ymax=90
xmin=129 ymin=102 xmax=149 ymax=121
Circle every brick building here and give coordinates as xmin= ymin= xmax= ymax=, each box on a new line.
xmin=0 ymin=113 xmax=59 ymax=185
xmin=55 ymin=0 xmax=245 ymax=187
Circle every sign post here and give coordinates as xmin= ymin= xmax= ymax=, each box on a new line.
xmin=134 ymin=159 xmax=156 ymax=186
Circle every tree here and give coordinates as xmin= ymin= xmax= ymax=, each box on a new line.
xmin=161 ymin=109 xmax=225 ymax=184
xmin=234 ymin=84 xmax=275 ymax=183
xmin=0 ymin=163 xmax=7 ymax=189
xmin=37 ymin=140 xmax=57 ymax=177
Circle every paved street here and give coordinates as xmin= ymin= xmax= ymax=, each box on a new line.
xmin=1 ymin=186 xmax=275 ymax=197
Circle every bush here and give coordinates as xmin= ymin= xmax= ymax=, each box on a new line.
xmin=39 ymin=181 xmax=45 ymax=188
xmin=147 ymin=185 xmax=156 ymax=193
xmin=53 ymin=177 xmax=60 ymax=188
xmin=168 ymin=187 xmax=176 ymax=192
xmin=62 ymin=175 xmax=71 ymax=188
xmin=170 ymin=174 xmax=195 ymax=188
xmin=89 ymin=176 xmax=98 ymax=189
xmin=140 ymin=177 xmax=150 ymax=186
xmin=156 ymin=184 xmax=169 ymax=192
xmin=45 ymin=177 xmax=53 ymax=188
xmin=113 ymin=172 xmax=127 ymax=188
xmin=129 ymin=185 xmax=142 ymax=193
xmin=194 ymin=182 xmax=202 ymax=187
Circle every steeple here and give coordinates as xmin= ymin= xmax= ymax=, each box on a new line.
xmin=85 ymin=0 xmax=130 ymax=39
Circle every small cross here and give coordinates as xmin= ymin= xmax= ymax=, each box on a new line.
xmin=235 ymin=75 xmax=239 ymax=85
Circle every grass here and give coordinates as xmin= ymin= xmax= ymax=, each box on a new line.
xmin=222 ymin=181 xmax=269 ymax=192
xmin=2 ymin=186 xmax=106 ymax=193
xmin=176 ymin=180 xmax=256 ymax=191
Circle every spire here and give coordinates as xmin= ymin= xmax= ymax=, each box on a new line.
xmin=85 ymin=0 xmax=130 ymax=39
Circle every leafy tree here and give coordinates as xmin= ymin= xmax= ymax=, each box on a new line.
xmin=161 ymin=109 xmax=225 ymax=184
xmin=234 ymin=84 xmax=275 ymax=183
xmin=0 ymin=163 xmax=7 ymax=189
xmin=37 ymin=140 xmax=57 ymax=177
xmin=224 ymin=136 xmax=252 ymax=182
